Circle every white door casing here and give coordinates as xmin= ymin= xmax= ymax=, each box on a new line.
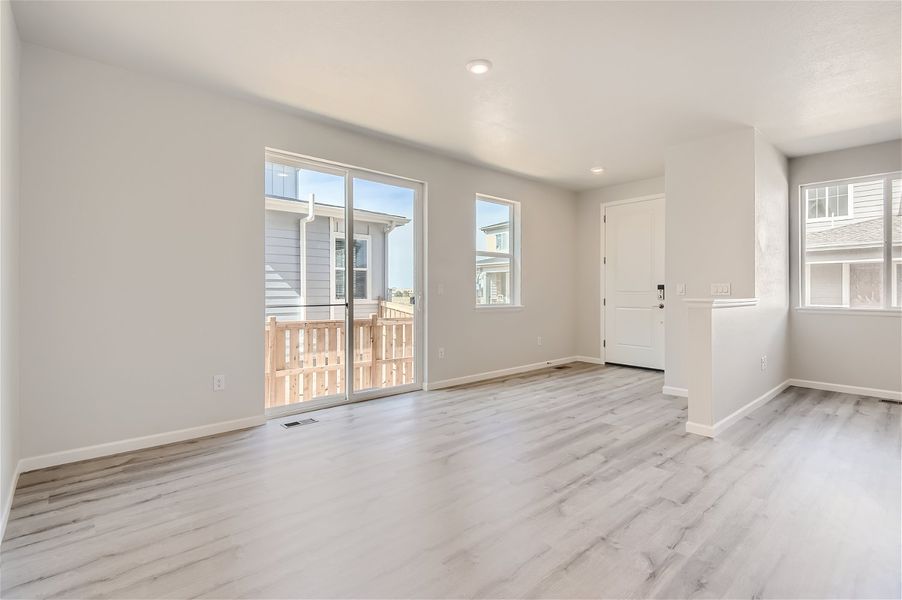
xmin=603 ymin=197 xmax=665 ymax=369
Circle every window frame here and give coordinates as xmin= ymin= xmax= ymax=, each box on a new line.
xmin=474 ymin=194 xmax=522 ymax=308
xmin=799 ymin=171 xmax=901 ymax=313
xmin=331 ymin=230 xmax=372 ymax=302
xmin=805 ymin=183 xmax=854 ymax=222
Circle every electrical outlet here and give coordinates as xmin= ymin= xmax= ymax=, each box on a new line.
xmin=212 ymin=374 xmax=225 ymax=391
xmin=437 ymin=283 xmax=444 ymax=295
xmin=537 ymin=336 xmax=543 ymax=346
xmin=438 ymin=347 xmax=445 ymax=359
xmin=760 ymin=356 xmax=768 ymax=371
xmin=710 ymin=283 xmax=732 ymax=296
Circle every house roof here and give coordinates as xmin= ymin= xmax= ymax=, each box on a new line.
xmin=265 ymin=195 xmax=410 ymax=226
xmin=807 ymin=216 xmax=901 ymax=248
xmin=480 ymin=220 xmax=510 ymax=234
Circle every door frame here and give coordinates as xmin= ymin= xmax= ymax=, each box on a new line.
xmin=600 ymin=193 xmax=665 ymax=365
xmin=264 ymin=148 xmax=426 ymax=418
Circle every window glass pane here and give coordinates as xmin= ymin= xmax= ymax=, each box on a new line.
xmin=808 ymin=263 xmax=844 ymax=306
xmin=475 ymin=256 xmax=511 ymax=305
xmin=335 ymin=238 xmax=346 ymax=269
xmin=804 ymin=178 xmax=885 ymax=308
xmin=265 ymin=161 xmax=344 ymax=206
xmin=836 ymin=187 xmax=848 ymax=216
xmin=335 ymin=269 xmax=346 ymax=299
xmin=476 ymin=199 xmax=512 ymax=253
xmin=849 ymin=263 xmax=883 ymax=308
xmin=893 ymin=179 xmax=901 ymax=306
xmin=353 ymin=239 xmax=368 ymax=268
xmin=354 ymin=270 xmax=367 ymax=299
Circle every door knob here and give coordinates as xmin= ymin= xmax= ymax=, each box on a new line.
xmin=658 ymin=303 xmax=664 ymax=309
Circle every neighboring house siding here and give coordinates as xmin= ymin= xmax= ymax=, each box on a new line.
xmin=806 ymin=178 xmax=884 ymax=233
xmin=265 ymin=210 xmax=302 ymax=320
xmin=265 ymin=209 xmax=388 ymax=321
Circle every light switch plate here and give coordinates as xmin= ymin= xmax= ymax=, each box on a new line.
xmin=710 ymin=283 xmax=732 ymax=296
xmin=677 ymin=283 xmax=686 ymax=296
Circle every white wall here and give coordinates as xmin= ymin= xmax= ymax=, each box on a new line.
xmin=574 ymin=176 xmax=664 ymax=359
xmin=710 ymin=133 xmax=789 ymax=422
xmin=789 ymin=140 xmax=902 ymax=393
xmin=0 ymin=0 xmax=22 ymax=527
xmin=664 ymin=129 xmax=758 ymax=390
xmin=19 ymin=44 xmax=578 ymax=460
xmin=670 ymin=129 xmax=789 ymax=431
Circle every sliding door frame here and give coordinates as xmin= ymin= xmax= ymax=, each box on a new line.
xmin=264 ymin=148 xmax=426 ymax=418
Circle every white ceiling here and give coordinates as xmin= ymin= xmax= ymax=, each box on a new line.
xmin=11 ymin=1 xmax=902 ymax=190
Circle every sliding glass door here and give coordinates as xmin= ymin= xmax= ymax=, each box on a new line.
xmin=264 ymin=150 xmax=422 ymax=415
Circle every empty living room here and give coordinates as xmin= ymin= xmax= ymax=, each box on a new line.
xmin=1 ymin=1 xmax=900 ymax=599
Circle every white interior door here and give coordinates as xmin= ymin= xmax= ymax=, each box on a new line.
xmin=604 ymin=197 xmax=665 ymax=369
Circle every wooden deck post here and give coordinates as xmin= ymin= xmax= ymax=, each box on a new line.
xmin=371 ymin=314 xmax=379 ymax=389
xmin=265 ymin=316 xmax=277 ymax=407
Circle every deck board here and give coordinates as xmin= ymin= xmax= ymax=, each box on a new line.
xmin=2 ymin=363 xmax=899 ymax=599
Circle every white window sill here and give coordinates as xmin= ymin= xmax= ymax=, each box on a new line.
xmin=794 ymin=307 xmax=902 ymax=317
xmin=474 ymin=304 xmax=525 ymax=312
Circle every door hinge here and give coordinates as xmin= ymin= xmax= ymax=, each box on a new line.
xmin=603 ymin=215 xmax=606 ymax=223
xmin=603 ymin=298 xmax=606 ymax=306
xmin=603 ymin=256 xmax=607 ymax=264
xmin=603 ymin=339 xmax=606 ymax=348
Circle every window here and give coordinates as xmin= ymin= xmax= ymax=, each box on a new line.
xmin=801 ymin=172 xmax=901 ymax=310
xmin=806 ymin=184 xmax=851 ymax=220
xmin=475 ymin=195 xmax=520 ymax=306
xmin=334 ymin=235 xmax=369 ymax=300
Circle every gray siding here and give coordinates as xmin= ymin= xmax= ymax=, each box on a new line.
xmin=265 ymin=209 xmax=388 ymax=321
xmin=807 ymin=178 xmax=886 ymax=233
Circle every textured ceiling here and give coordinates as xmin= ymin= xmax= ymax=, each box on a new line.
xmin=12 ymin=1 xmax=902 ymax=190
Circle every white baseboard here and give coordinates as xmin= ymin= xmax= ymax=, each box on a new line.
xmin=788 ymin=379 xmax=901 ymax=402
xmin=662 ymin=385 xmax=688 ymax=397
xmin=685 ymin=421 xmax=714 ymax=437
xmin=0 ymin=459 xmax=23 ymax=542
xmin=18 ymin=415 xmax=266 ymax=473
xmin=686 ymin=379 xmax=791 ymax=438
xmin=571 ymin=355 xmax=606 ymax=365
xmin=425 ymin=356 xmax=595 ymax=390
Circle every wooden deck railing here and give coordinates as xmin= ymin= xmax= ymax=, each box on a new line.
xmin=378 ymin=300 xmax=415 ymax=319
xmin=265 ymin=313 xmax=415 ymax=408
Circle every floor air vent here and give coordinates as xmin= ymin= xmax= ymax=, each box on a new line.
xmin=281 ymin=418 xmax=318 ymax=429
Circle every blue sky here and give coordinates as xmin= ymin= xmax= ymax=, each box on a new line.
xmin=293 ymin=169 xmax=415 ymax=289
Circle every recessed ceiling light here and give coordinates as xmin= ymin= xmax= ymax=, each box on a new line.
xmin=590 ymin=166 xmax=605 ymax=174
xmin=466 ymin=59 xmax=493 ymax=75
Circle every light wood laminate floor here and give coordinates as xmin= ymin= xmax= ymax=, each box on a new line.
xmin=2 ymin=363 xmax=900 ymax=599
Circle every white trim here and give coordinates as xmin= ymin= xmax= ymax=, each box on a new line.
xmin=662 ymin=385 xmax=688 ymax=397
xmin=793 ymin=307 xmax=901 ymax=317
xmin=266 ymin=147 xmax=425 ymax=187
xmin=1 ymin=460 xmax=23 ymax=542
xmin=18 ymin=415 xmax=266 ymax=473
xmin=601 ymin=193 xmax=666 ymax=208
xmin=686 ymin=380 xmax=791 ymax=438
xmin=683 ymin=298 xmax=759 ymax=309
xmin=799 ymin=171 xmax=902 ymax=310
xmin=475 ymin=194 xmax=520 ymax=307
xmin=788 ymin=379 xmax=901 ymax=402
xmin=685 ymin=421 xmax=715 ymax=437
xmin=571 ymin=355 xmax=605 ymax=365
xmin=473 ymin=304 xmax=524 ymax=311
xmin=424 ymin=357 xmax=585 ymax=390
